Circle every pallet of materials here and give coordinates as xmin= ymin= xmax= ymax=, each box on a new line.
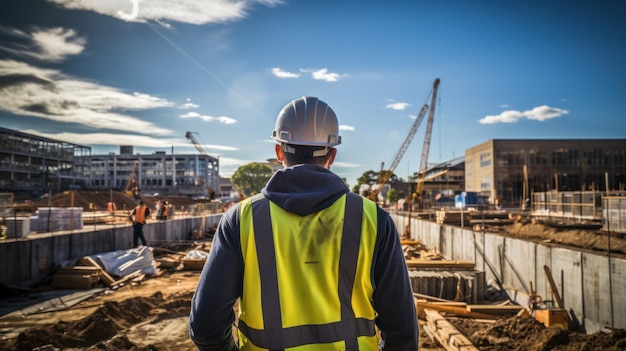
xmin=51 ymin=266 xmax=102 ymax=289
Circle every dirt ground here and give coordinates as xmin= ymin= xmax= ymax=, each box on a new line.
xmin=451 ymin=316 xmax=626 ymax=351
xmin=0 ymin=247 xmax=625 ymax=351
xmin=2 ymin=197 xmax=626 ymax=350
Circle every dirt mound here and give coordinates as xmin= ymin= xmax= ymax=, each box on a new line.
xmin=0 ymin=291 xmax=193 ymax=351
xmin=451 ymin=316 xmax=626 ymax=351
xmin=501 ymin=222 xmax=626 ymax=256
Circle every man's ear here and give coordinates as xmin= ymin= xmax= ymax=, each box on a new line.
xmin=275 ymin=144 xmax=284 ymax=162
xmin=325 ymin=148 xmax=337 ymax=168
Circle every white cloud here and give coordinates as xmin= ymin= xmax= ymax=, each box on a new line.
xmin=333 ymin=161 xmax=360 ymax=168
xmin=339 ymin=125 xmax=355 ymax=131
xmin=271 ymin=67 xmax=300 ymax=78
xmin=479 ymin=105 xmax=569 ymax=124
xmin=23 ymin=130 xmax=178 ymax=147
xmin=49 ymin=0 xmax=285 ymax=25
xmin=179 ymin=100 xmax=199 ymax=109
xmin=180 ymin=111 xmax=238 ymax=124
xmin=301 ymin=68 xmax=348 ymax=82
xmin=0 ymin=26 xmax=86 ymax=62
xmin=386 ymin=102 xmax=410 ymax=110
xmin=525 ymin=105 xmax=568 ymax=121
xmin=499 ymin=104 xmax=509 ymax=108
xmin=21 ymin=129 xmax=239 ymax=152
xmin=0 ymin=60 xmax=175 ymax=135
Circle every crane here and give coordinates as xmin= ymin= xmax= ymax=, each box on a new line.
xmin=369 ymin=104 xmax=428 ymax=202
xmin=185 ymin=131 xmax=208 ymax=156
xmin=185 ymin=131 xmax=208 ymax=187
xmin=125 ymin=162 xmax=141 ymax=199
xmin=415 ymin=78 xmax=440 ymax=208
xmin=369 ymin=78 xmax=440 ymax=205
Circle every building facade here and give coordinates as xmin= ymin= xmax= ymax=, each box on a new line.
xmin=0 ymin=127 xmax=220 ymax=199
xmin=0 ymin=127 xmax=91 ymax=195
xmin=86 ymin=146 xmax=220 ymax=198
xmin=465 ymin=139 xmax=626 ymax=206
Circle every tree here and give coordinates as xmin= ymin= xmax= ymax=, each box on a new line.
xmin=231 ymin=162 xmax=274 ymax=199
xmin=386 ymin=188 xmax=400 ymax=203
xmin=353 ymin=169 xmax=401 ymax=194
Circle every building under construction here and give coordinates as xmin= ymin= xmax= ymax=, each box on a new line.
xmin=465 ymin=139 xmax=626 ymax=207
xmin=88 ymin=146 xmax=219 ymax=198
xmin=0 ymin=127 xmax=219 ymax=199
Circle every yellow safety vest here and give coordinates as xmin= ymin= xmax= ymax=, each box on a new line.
xmin=238 ymin=193 xmax=379 ymax=351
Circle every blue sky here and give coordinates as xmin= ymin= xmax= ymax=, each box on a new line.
xmin=0 ymin=0 xmax=624 ymax=188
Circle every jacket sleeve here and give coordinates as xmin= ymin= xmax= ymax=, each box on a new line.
xmin=372 ymin=208 xmax=418 ymax=350
xmin=189 ymin=205 xmax=243 ymax=351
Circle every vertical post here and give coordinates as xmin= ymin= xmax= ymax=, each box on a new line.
xmin=605 ymin=198 xmax=614 ymax=328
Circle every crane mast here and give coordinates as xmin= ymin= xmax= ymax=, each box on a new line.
xmin=416 ymin=78 xmax=440 ymax=207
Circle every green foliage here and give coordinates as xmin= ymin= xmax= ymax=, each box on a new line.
xmin=354 ymin=169 xmax=400 ymax=193
xmin=386 ymin=188 xmax=400 ymax=203
xmin=231 ymin=162 xmax=274 ymax=198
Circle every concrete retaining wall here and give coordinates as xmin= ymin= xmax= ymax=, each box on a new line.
xmin=0 ymin=215 xmax=221 ymax=288
xmin=391 ymin=214 xmax=626 ymax=333
xmin=2 ymin=210 xmax=623 ymax=334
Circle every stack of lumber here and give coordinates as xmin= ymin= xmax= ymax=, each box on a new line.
xmin=417 ymin=296 xmax=527 ymax=351
xmin=51 ymin=266 xmax=102 ymax=289
xmin=423 ymin=309 xmax=479 ymax=351
xmin=435 ymin=209 xmax=471 ymax=226
xmin=49 ymin=256 xmax=146 ymax=289
xmin=403 ymin=245 xmax=485 ymax=304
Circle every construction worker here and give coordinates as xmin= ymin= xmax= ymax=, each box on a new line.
xmin=128 ymin=200 xmax=149 ymax=247
xmin=189 ymin=97 xmax=418 ymax=350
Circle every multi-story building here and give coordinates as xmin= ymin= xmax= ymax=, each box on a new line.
xmin=0 ymin=127 xmax=220 ymax=199
xmin=0 ymin=127 xmax=91 ymax=195
xmin=86 ymin=146 xmax=220 ymax=198
xmin=465 ymin=139 xmax=626 ymax=206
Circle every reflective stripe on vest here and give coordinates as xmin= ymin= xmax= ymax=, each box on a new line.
xmin=238 ymin=193 xmax=379 ymax=351
xmin=134 ymin=206 xmax=146 ymax=223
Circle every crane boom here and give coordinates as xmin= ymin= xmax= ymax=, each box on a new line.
xmin=368 ymin=104 xmax=429 ymax=202
xmin=388 ymin=104 xmax=429 ymax=173
xmin=185 ymin=131 xmax=208 ymax=156
xmin=368 ymin=78 xmax=440 ymax=206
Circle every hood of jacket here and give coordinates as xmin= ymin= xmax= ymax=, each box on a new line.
xmin=261 ymin=164 xmax=349 ymax=217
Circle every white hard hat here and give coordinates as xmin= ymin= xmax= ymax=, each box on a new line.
xmin=272 ymin=96 xmax=341 ymax=154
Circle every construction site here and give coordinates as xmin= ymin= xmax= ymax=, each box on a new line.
xmin=0 ymin=187 xmax=625 ymax=350
xmin=1 ymin=79 xmax=626 ymax=350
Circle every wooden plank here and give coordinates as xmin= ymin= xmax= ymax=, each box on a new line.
xmin=51 ymin=274 xmax=99 ymax=289
xmin=413 ymin=292 xmax=453 ymax=302
xmin=424 ymin=309 xmax=479 ymax=351
xmin=466 ymin=305 xmax=525 ymax=315
xmin=80 ymin=256 xmax=117 ymax=286
xmin=406 ymin=259 xmax=475 ymax=270
xmin=182 ymin=259 xmax=206 ymax=271
xmin=416 ymin=301 xmax=501 ymax=320
xmin=56 ymin=266 xmax=101 ymax=275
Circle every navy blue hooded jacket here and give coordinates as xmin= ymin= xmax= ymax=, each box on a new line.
xmin=189 ymin=164 xmax=418 ymax=350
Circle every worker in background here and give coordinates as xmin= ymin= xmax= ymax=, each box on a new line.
xmin=162 ymin=200 xmax=169 ymax=220
xmin=156 ymin=200 xmax=164 ymax=220
xmin=128 ymin=200 xmax=149 ymax=247
xmin=189 ymin=96 xmax=418 ymax=350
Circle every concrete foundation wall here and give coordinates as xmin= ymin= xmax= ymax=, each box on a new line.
xmin=391 ymin=214 xmax=626 ymax=333
xmin=0 ymin=215 xmax=221 ymax=287
xmin=2 ymin=211 xmax=623 ymax=334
